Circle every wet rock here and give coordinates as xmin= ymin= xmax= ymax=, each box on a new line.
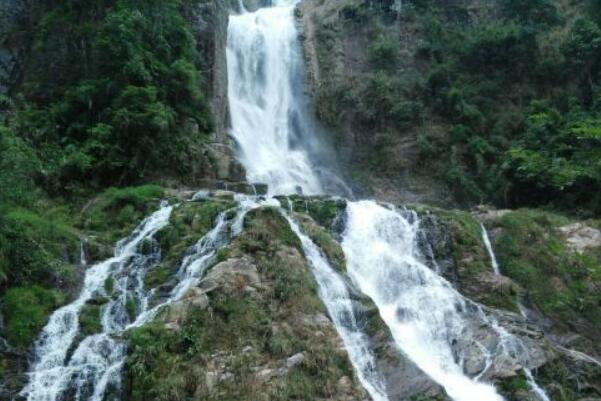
xmin=164 ymin=288 xmax=210 ymax=325
xmin=212 ymin=190 xmax=235 ymax=201
xmin=252 ymin=183 xmax=268 ymax=195
xmin=199 ymin=258 xmax=260 ymax=295
xmin=558 ymin=223 xmax=601 ymax=253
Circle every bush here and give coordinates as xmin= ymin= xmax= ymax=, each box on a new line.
xmin=2 ymin=286 xmax=65 ymax=348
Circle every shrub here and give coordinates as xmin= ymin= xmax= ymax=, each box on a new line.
xmin=2 ymin=286 xmax=64 ymax=348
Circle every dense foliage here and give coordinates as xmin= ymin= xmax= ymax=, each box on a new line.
xmin=0 ymin=0 xmax=212 ymax=351
xmin=318 ymin=0 xmax=601 ymax=216
xmin=3 ymin=0 xmax=212 ymax=195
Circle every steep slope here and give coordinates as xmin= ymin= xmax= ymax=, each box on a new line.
xmin=298 ymin=0 xmax=601 ymax=215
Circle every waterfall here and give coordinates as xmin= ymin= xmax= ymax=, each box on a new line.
xmin=226 ymin=0 xmax=324 ymax=195
xmin=480 ymin=224 xmax=501 ymax=275
xmin=341 ymin=200 xmax=504 ymax=401
xmin=284 ymin=213 xmax=389 ymax=401
xmin=20 ymin=204 xmax=173 ymax=401
xmin=20 ymin=200 xmax=258 ymax=401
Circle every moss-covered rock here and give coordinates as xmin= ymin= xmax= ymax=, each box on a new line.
xmin=279 ymin=195 xmax=346 ymax=229
xmin=79 ymin=302 xmax=103 ymax=336
xmin=122 ymin=205 xmax=367 ymax=401
xmin=78 ymin=185 xmax=165 ymax=246
xmin=489 ymin=209 xmax=601 ymax=335
xmin=418 ymin=205 xmax=520 ymax=312
xmin=295 ymin=213 xmax=346 ymax=272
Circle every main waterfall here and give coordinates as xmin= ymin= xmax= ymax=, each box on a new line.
xmin=227 ymin=0 xmax=325 ymax=195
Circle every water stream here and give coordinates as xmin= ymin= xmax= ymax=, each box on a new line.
xmin=20 ymin=205 xmax=173 ymax=401
xmin=481 ymin=224 xmax=501 ymax=275
xmin=341 ymin=201 xmax=504 ymax=401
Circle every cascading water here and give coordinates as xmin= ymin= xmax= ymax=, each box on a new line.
xmin=226 ymin=0 xmax=325 ymax=196
xmin=481 ymin=224 xmax=501 ymax=275
xmin=341 ymin=201 xmax=505 ymax=401
xmin=20 ymin=204 xmax=173 ymax=401
xmin=20 ymin=200 xmax=257 ymax=401
xmin=283 ymin=214 xmax=389 ymax=401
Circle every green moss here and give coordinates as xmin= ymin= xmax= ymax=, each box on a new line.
xmin=239 ymin=207 xmax=302 ymax=254
xmin=493 ymin=209 xmax=601 ymax=330
xmin=286 ymin=196 xmax=346 ymax=229
xmin=297 ymin=215 xmax=346 ymax=272
xmin=126 ymin=296 xmax=137 ymax=321
xmin=2 ymin=286 xmax=65 ymax=348
xmin=144 ymin=263 xmax=170 ymax=290
xmin=104 ymin=277 xmax=114 ymax=295
xmin=158 ymin=200 xmax=234 ymax=256
xmin=79 ymin=185 xmax=165 ymax=245
xmin=79 ymin=302 xmax=103 ymax=336
xmin=420 ymin=206 xmax=519 ymax=312
xmin=215 ymin=247 xmax=230 ymax=263
xmin=498 ymin=374 xmax=529 ymax=394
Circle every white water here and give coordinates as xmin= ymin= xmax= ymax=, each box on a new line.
xmin=481 ymin=224 xmax=501 ymax=275
xmin=525 ymin=369 xmax=551 ymax=401
xmin=284 ymin=214 xmax=389 ymax=401
xmin=342 ymin=201 xmax=504 ymax=401
xmin=21 ymin=205 xmax=173 ymax=401
xmin=227 ymin=0 xmax=324 ymax=195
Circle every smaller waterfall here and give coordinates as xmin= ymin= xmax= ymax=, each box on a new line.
xmin=480 ymin=223 xmax=500 ymax=275
xmin=283 ymin=212 xmax=389 ymax=401
xmin=21 ymin=204 xmax=173 ymax=401
xmin=524 ymin=369 xmax=551 ymax=401
xmin=342 ymin=201 xmax=503 ymax=401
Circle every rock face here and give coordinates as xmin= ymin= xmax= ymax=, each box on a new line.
xmin=296 ymin=0 xmax=456 ymax=206
xmin=0 ymin=0 xmax=24 ymax=93
xmin=558 ymin=223 xmax=601 ymax=253
xmin=184 ymin=0 xmax=246 ymax=183
xmin=122 ymin=203 xmax=370 ymax=401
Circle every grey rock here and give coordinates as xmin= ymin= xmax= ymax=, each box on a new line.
xmin=558 ymin=223 xmax=601 ymax=253
xmin=286 ymin=352 xmax=305 ymax=369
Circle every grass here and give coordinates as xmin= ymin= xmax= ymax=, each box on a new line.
xmin=122 ymin=203 xmax=355 ymax=401
xmin=78 ymin=185 xmax=165 ymax=245
xmin=492 ymin=209 xmax=601 ymax=332
xmin=79 ymin=302 xmax=103 ymax=336
xmin=2 ymin=286 xmax=65 ymax=348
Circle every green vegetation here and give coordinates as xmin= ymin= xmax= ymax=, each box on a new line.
xmin=239 ymin=207 xmax=302 ymax=254
xmin=2 ymin=0 xmax=212 ymax=194
xmin=313 ymin=0 xmax=601 ymax=216
xmin=79 ymin=302 xmax=104 ymax=336
xmin=296 ymin=214 xmax=346 ymax=272
xmin=537 ymin=354 xmax=601 ymax=401
xmin=2 ymin=286 xmax=65 ymax=348
xmin=492 ymin=209 xmax=601 ymax=331
xmin=78 ymin=185 xmax=165 ymax=244
xmin=285 ymin=196 xmax=346 ymax=229
xmin=123 ymin=207 xmax=353 ymax=401
xmin=420 ymin=206 xmax=519 ymax=311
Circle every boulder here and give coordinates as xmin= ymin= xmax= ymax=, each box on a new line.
xmin=558 ymin=223 xmax=601 ymax=253
xmin=199 ymin=258 xmax=260 ymax=295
